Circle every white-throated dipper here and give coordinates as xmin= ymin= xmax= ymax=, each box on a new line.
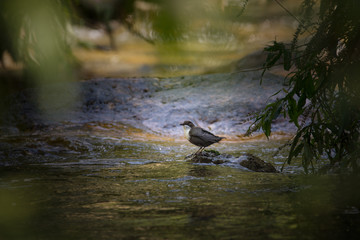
xmin=180 ymin=120 xmax=225 ymax=155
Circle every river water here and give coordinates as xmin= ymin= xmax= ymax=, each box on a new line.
xmin=1 ymin=72 xmax=360 ymax=239
xmin=1 ymin=137 xmax=360 ymax=239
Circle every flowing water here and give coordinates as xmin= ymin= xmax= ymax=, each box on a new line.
xmin=1 ymin=126 xmax=360 ymax=239
xmin=1 ymin=71 xmax=360 ymax=239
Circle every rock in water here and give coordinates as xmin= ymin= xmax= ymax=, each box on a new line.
xmin=239 ymin=153 xmax=278 ymax=173
xmin=188 ymin=150 xmax=227 ymax=164
xmin=188 ymin=151 xmax=278 ymax=173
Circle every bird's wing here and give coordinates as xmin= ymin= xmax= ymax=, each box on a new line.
xmin=201 ymin=128 xmax=217 ymax=137
xmin=188 ymin=135 xmax=206 ymax=147
xmin=191 ymin=127 xmax=221 ymax=143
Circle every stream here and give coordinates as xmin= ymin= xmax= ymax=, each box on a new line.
xmin=1 ymin=140 xmax=360 ymax=239
xmin=1 ymin=71 xmax=360 ymax=239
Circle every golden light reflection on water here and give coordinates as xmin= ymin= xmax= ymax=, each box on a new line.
xmin=83 ymin=120 xmax=294 ymax=143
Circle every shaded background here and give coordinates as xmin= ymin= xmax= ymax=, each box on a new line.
xmin=1 ymin=0 xmax=300 ymax=78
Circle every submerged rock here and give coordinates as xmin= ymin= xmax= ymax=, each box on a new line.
xmin=188 ymin=150 xmax=278 ymax=173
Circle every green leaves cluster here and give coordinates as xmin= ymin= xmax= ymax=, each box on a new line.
xmin=248 ymin=0 xmax=360 ymax=173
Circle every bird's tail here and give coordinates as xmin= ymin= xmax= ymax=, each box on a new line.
xmin=217 ymin=136 xmax=226 ymax=142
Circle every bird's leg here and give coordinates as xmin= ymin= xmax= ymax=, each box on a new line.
xmin=195 ymin=147 xmax=204 ymax=155
xmin=199 ymin=147 xmax=206 ymax=154
xmin=186 ymin=148 xmax=202 ymax=159
xmin=194 ymin=147 xmax=201 ymax=155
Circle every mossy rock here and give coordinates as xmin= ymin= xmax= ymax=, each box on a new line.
xmin=203 ymin=149 xmax=221 ymax=155
xmin=239 ymin=153 xmax=278 ymax=173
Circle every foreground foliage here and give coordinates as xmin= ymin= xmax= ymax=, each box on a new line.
xmin=248 ymin=0 xmax=360 ymax=173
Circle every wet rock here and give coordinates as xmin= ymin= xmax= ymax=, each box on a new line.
xmin=239 ymin=153 xmax=278 ymax=173
xmin=188 ymin=151 xmax=278 ymax=173
xmin=188 ymin=150 xmax=229 ymax=164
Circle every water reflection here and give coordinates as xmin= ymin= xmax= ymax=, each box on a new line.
xmin=1 ymin=156 xmax=360 ymax=239
xmin=189 ymin=165 xmax=220 ymax=178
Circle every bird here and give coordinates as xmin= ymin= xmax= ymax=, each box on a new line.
xmin=180 ymin=121 xmax=225 ymax=155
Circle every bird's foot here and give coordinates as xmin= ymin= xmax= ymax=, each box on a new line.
xmin=185 ymin=152 xmax=203 ymax=159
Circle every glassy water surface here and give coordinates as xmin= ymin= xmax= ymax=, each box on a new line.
xmin=1 ymin=132 xmax=360 ymax=240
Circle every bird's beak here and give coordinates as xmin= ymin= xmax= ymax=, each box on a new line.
xmin=180 ymin=123 xmax=184 ymax=126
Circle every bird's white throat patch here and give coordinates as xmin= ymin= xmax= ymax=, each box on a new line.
xmin=182 ymin=125 xmax=191 ymax=140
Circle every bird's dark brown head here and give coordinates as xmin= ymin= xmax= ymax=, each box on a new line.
xmin=180 ymin=121 xmax=195 ymax=128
